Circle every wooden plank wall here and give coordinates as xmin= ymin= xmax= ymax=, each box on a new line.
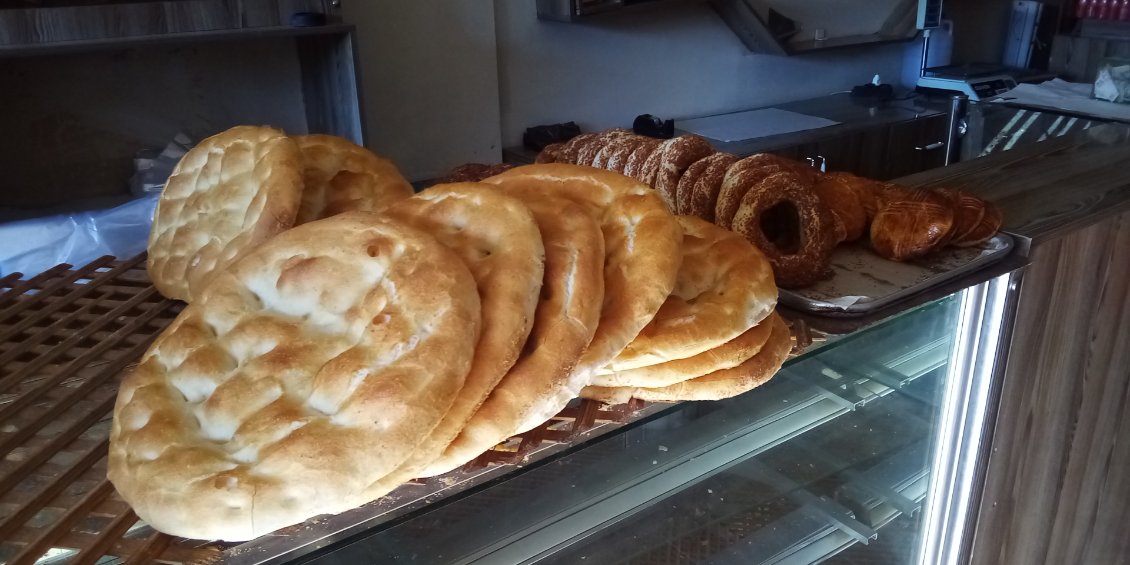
xmin=970 ymin=210 xmax=1130 ymax=564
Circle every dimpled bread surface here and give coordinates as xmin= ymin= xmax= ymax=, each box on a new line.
xmin=110 ymin=212 xmax=481 ymax=541
xmin=294 ymin=134 xmax=414 ymax=224
xmin=147 ymin=125 xmax=303 ymax=302
xmin=598 ymin=216 xmax=776 ymax=374
xmin=483 ymin=163 xmax=683 ymax=378
xmin=375 ymin=183 xmax=545 ymax=481
xmin=435 ymin=195 xmax=605 ymax=473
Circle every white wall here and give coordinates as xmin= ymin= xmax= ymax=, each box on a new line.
xmin=343 ymin=1 xmax=503 ymax=181
xmin=345 ymin=1 xmax=913 ymax=176
xmin=494 ymin=0 xmax=910 ymax=147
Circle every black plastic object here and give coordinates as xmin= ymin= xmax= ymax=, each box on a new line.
xmin=850 ymin=83 xmax=895 ymax=100
xmin=289 ymin=12 xmax=326 ymax=27
xmin=523 ymin=122 xmax=582 ymax=152
xmin=633 ymin=114 xmax=674 ymax=139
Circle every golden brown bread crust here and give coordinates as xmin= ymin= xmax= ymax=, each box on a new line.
xmin=954 ymin=199 xmax=1002 ymax=247
xmin=558 ymin=133 xmax=599 ymax=165
xmin=731 ymin=171 xmax=838 ymax=289
xmin=111 ymin=212 xmax=481 ymax=541
xmin=689 ymin=153 xmax=738 ymax=222
xmin=602 ymin=216 xmax=777 ymax=372
xmin=439 ymin=163 xmax=518 ymax=183
xmin=623 ymin=137 xmax=661 ymax=180
xmin=577 ymin=129 xmax=631 ymax=167
xmin=536 ymin=143 xmax=565 ymax=164
xmin=812 ymin=172 xmax=869 ymax=243
xmin=713 ymin=154 xmax=798 ymax=230
xmin=675 ymin=155 xmax=711 ymax=215
xmin=946 ymin=190 xmax=987 ymax=244
xmin=483 ymin=164 xmax=682 ymax=377
xmin=293 ymin=134 xmax=413 ymax=225
xmin=590 ymin=313 xmax=774 ymax=388
xmin=147 ymin=125 xmax=303 ymax=302
xmin=378 ymin=184 xmax=544 ymax=480
xmin=643 ymin=135 xmax=715 ymax=211
xmin=870 ymin=189 xmax=956 ymax=261
xmin=583 ymin=312 xmax=790 ymax=402
xmin=432 ymin=196 xmax=605 ymax=473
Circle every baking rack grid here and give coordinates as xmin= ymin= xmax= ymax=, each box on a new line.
xmin=0 ymin=255 xmax=813 ymax=565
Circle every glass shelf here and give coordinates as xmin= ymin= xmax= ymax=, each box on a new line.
xmin=299 ymin=274 xmax=1016 ymax=565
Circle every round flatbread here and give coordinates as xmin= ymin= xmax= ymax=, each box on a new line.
xmin=602 ymin=215 xmax=776 ymax=372
xmin=378 ymin=184 xmax=544 ymax=481
xmin=426 ymin=195 xmax=605 ymax=475
xmin=147 ymin=125 xmax=303 ymax=302
xmin=110 ymin=212 xmax=481 ymax=541
xmin=294 ymin=134 xmax=413 ymax=225
xmin=583 ymin=312 xmax=790 ymax=403
xmin=483 ymin=164 xmax=682 ymax=377
xmin=590 ymin=315 xmax=774 ymax=389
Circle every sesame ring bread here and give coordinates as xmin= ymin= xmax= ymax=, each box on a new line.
xmin=689 ymin=152 xmax=738 ymax=222
xmin=590 ymin=312 xmax=774 ymax=389
xmin=376 ymin=183 xmax=544 ymax=481
xmin=483 ymin=164 xmax=682 ymax=377
xmin=582 ymin=312 xmax=790 ymax=403
xmin=293 ymin=134 xmax=413 ymax=225
xmin=558 ymin=133 xmax=600 ymax=165
xmin=713 ymin=153 xmax=810 ymax=230
xmin=623 ymin=137 xmax=661 ymax=180
xmin=640 ymin=135 xmax=715 ymax=210
xmin=731 ymin=171 xmax=838 ymax=289
xmin=602 ymin=135 xmax=647 ymax=173
xmin=674 ymin=155 xmax=712 ymax=215
xmin=427 ymin=195 xmax=605 ymax=475
xmin=576 ymin=130 xmax=620 ymax=167
xmin=147 ymin=125 xmax=303 ymax=302
xmin=536 ymin=143 xmax=565 ymax=164
xmin=600 ymin=216 xmax=776 ymax=372
xmin=110 ymin=212 xmax=481 ymax=541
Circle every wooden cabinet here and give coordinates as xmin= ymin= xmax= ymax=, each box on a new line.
xmin=767 ymin=113 xmax=949 ymax=181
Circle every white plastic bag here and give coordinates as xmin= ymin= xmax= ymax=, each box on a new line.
xmin=0 ymin=194 xmax=158 ymax=278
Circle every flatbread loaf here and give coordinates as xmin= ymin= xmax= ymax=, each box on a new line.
xmin=147 ymin=125 xmax=303 ymax=302
xmin=600 ymin=216 xmax=776 ymax=373
xmin=377 ymin=184 xmax=544 ymax=481
xmin=590 ymin=312 xmax=774 ymax=389
xmin=110 ymin=212 xmax=480 ymax=541
xmin=583 ymin=312 xmax=790 ymax=403
xmin=483 ymin=164 xmax=682 ymax=377
xmin=425 ymin=195 xmax=605 ymax=475
xmin=294 ymin=134 xmax=413 ymax=224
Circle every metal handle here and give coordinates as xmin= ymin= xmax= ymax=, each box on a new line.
xmin=916 ymin=141 xmax=946 ymax=151
xmin=805 ymin=155 xmax=827 ymax=172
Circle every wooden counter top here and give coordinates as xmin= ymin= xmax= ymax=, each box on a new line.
xmin=896 ymin=121 xmax=1130 ymax=248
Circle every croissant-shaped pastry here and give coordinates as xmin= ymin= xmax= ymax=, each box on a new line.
xmin=812 ymin=172 xmax=869 ymax=244
xmin=869 ymin=189 xmax=955 ymax=261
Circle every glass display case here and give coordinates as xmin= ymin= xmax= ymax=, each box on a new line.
xmin=294 ymin=273 xmax=1019 ymax=565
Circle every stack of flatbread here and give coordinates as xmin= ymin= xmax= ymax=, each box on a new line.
xmin=109 ymin=126 xmax=789 ymax=542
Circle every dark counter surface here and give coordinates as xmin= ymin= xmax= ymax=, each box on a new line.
xmin=897 ymin=120 xmax=1130 ymax=247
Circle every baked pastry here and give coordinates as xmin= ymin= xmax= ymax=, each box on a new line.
xmin=730 ymin=171 xmax=838 ymax=289
xmin=590 ymin=308 xmax=774 ymax=389
xmin=439 ymin=163 xmax=517 ymax=183
xmin=713 ymin=153 xmax=800 ymax=230
xmin=674 ymin=155 xmax=711 ymax=215
xmin=147 ymin=125 xmax=303 ymax=302
xmin=597 ymin=134 xmax=648 ymax=173
xmin=577 ymin=129 xmax=631 ymax=167
xmin=623 ymin=137 xmax=661 ymax=180
xmin=870 ymin=188 xmax=956 ymax=261
xmin=953 ymin=199 xmax=1002 ymax=247
xmin=483 ymin=164 xmax=682 ymax=377
xmin=812 ymin=172 xmax=869 ymax=243
xmin=946 ymin=190 xmax=988 ymax=244
xmin=688 ymin=152 xmax=738 ymax=222
xmin=379 ymin=184 xmax=544 ymax=481
xmin=640 ymin=135 xmax=715 ymax=211
xmin=293 ymin=134 xmax=413 ymax=225
xmin=558 ymin=132 xmax=600 ymax=165
xmin=111 ymin=212 xmax=481 ymax=541
xmin=428 ymin=195 xmax=605 ymax=474
xmin=536 ymin=143 xmax=565 ymax=164
xmin=583 ymin=312 xmax=790 ymax=403
xmin=599 ymin=216 xmax=777 ymax=373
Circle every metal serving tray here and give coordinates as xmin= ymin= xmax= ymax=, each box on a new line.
xmin=779 ymin=233 xmax=1014 ymax=316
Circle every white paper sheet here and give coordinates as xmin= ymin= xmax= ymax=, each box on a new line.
xmin=991 ymin=78 xmax=1130 ymax=123
xmin=677 ymin=108 xmax=841 ymax=142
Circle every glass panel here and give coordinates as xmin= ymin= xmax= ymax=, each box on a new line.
xmin=961 ymin=100 xmax=1102 ymax=160
xmin=307 ymin=279 xmax=1008 ymax=565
